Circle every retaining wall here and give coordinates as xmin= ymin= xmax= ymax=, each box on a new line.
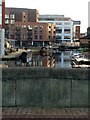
xmin=2 ymin=67 xmax=88 ymax=108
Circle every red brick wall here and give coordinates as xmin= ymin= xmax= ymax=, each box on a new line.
xmin=76 ymin=26 xmax=80 ymax=38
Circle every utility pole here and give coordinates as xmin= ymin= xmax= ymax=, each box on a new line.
xmin=0 ymin=29 xmax=5 ymax=56
xmin=88 ymin=1 xmax=90 ymax=27
xmin=0 ymin=0 xmax=5 ymax=57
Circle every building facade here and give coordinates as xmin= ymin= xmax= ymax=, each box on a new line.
xmin=79 ymin=27 xmax=90 ymax=47
xmin=5 ymin=7 xmax=39 ymax=23
xmin=5 ymin=8 xmax=56 ymax=47
xmin=5 ymin=8 xmax=81 ymax=47
xmin=39 ymin=15 xmax=81 ymax=44
xmin=73 ymin=21 xmax=81 ymax=41
xmin=13 ymin=22 xmax=55 ymax=47
xmin=39 ymin=15 xmax=73 ymax=43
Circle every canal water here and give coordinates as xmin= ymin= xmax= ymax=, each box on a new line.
xmin=54 ymin=51 xmax=71 ymax=68
xmin=2 ymin=51 xmax=73 ymax=68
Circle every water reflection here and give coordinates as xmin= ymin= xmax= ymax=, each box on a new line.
xmin=26 ymin=55 xmax=55 ymax=67
xmin=3 ymin=51 xmax=72 ymax=68
xmin=54 ymin=51 xmax=71 ymax=68
xmin=61 ymin=52 xmax=64 ymax=68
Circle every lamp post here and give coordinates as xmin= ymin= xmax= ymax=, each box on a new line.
xmin=0 ymin=29 xmax=5 ymax=56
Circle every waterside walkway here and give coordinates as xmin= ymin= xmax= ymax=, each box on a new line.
xmin=2 ymin=107 xmax=88 ymax=119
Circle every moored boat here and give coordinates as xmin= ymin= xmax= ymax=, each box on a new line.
xmin=70 ymin=57 xmax=90 ymax=68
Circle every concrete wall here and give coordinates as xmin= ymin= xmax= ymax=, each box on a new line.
xmin=2 ymin=67 xmax=88 ymax=108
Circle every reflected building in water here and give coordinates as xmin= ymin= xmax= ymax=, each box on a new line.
xmin=5 ymin=55 xmax=56 ymax=68
xmin=3 ymin=51 xmax=71 ymax=68
xmin=26 ymin=55 xmax=55 ymax=67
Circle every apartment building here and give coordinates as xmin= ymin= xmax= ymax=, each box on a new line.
xmin=5 ymin=8 xmax=56 ymax=47
xmin=12 ymin=22 xmax=55 ymax=47
xmin=39 ymin=15 xmax=81 ymax=44
xmin=39 ymin=15 xmax=73 ymax=43
xmin=5 ymin=7 xmax=39 ymax=23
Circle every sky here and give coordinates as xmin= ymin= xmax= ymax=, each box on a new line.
xmin=5 ymin=0 xmax=89 ymax=33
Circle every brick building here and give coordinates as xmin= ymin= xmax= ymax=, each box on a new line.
xmin=79 ymin=27 xmax=90 ymax=47
xmin=73 ymin=21 xmax=81 ymax=41
xmin=5 ymin=7 xmax=56 ymax=47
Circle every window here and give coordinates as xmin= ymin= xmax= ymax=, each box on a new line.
xmin=56 ymin=29 xmax=62 ymax=33
xmin=10 ymin=14 xmax=15 ymax=19
xmin=10 ymin=20 xmax=15 ymax=24
xmin=5 ymin=14 xmax=9 ymax=19
xmin=16 ymin=26 xmax=21 ymax=30
xmin=10 ymin=35 xmax=14 ymax=39
xmin=22 ymin=25 xmax=26 ymax=28
xmin=5 ymin=19 xmax=9 ymax=24
xmin=34 ymin=30 xmax=38 ymax=35
xmin=56 ymin=35 xmax=62 ymax=40
xmin=34 ymin=36 xmax=37 ymax=39
xmin=27 ymin=27 xmax=32 ymax=36
xmin=64 ymin=36 xmax=70 ymax=39
xmin=34 ymin=25 xmax=38 ymax=29
xmin=64 ymin=29 xmax=70 ymax=34
xmin=39 ymin=25 xmax=43 ymax=29
xmin=39 ymin=35 xmax=43 ymax=39
xmin=28 ymin=25 xmax=32 ymax=30
xmin=48 ymin=36 xmax=51 ymax=39
xmin=53 ymin=31 xmax=56 ymax=34
xmin=40 ymin=30 xmax=43 ymax=34
xmin=22 ymin=25 xmax=26 ymax=32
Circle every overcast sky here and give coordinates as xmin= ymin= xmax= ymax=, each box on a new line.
xmin=5 ymin=0 xmax=89 ymax=33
